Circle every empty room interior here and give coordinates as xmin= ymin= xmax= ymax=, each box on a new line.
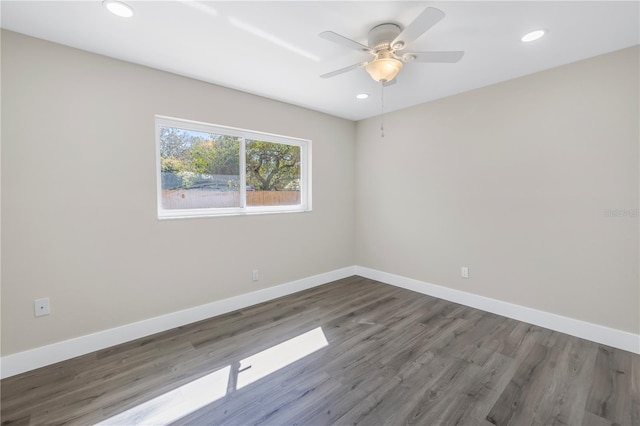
xmin=1 ymin=1 xmax=639 ymax=425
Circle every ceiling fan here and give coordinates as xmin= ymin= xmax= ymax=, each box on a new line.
xmin=319 ymin=7 xmax=464 ymax=85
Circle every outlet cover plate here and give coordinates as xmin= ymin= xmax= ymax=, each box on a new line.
xmin=461 ymin=267 xmax=469 ymax=279
xmin=34 ymin=298 xmax=51 ymax=317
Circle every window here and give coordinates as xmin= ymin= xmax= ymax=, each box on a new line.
xmin=156 ymin=116 xmax=311 ymax=219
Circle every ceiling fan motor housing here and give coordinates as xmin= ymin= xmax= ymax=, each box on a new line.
xmin=368 ymin=23 xmax=402 ymax=51
xmin=365 ymin=23 xmax=404 ymax=82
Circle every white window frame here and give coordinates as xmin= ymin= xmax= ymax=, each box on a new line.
xmin=156 ymin=115 xmax=312 ymax=219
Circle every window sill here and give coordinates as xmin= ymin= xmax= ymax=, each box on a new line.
xmin=158 ymin=207 xmax=312 ymax=220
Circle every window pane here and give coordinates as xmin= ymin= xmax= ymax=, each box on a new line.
xmin=159 ymin=126 xmax=241 ymax=209
xmin=245 ymin=140 xmax=301 ymax=207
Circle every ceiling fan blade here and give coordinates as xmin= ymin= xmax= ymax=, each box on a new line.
xmin=392 ymin=7 xmax=445 ymax=50
xmin=404 ymin=51 xmax=464 ymax=63
xmin=319 ymin=31 xmax=373 ymax=54
xmin=320 ymin=62 xmax=369 ymax=79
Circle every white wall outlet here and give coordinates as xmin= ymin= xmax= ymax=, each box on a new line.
xmin=252 ymin=270 xmax=259 ymax=281
xmin=461 ymin=267 xmax=469 ymax=279
xmin=34 ymin=298 xmax=51 ymax=317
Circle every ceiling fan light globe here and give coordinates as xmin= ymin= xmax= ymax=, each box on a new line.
xmin=365 ymin=58 xmax=403 ymax=82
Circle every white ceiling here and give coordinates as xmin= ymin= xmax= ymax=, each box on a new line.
xmin=1 ymin=1 xmax=639 ymax=121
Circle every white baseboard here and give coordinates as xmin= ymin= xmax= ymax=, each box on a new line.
xmin=355 ymin=266 xmax=640 ymax=355
xmin=3 ymin=264 xmax=637 ymax=379
xmin=0 ymin=266 xmax=357 ymax=379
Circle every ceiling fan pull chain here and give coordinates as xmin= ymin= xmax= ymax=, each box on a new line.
xmin=380 ymin=82 xmax=385 ymax=138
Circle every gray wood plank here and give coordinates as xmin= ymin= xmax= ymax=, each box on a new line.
xmin=585 ymin=345 xmax=633 ymax=426
xmin=484 ymin=341 xmax=556 ymax=425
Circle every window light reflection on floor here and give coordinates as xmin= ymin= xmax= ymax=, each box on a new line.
xmin=96 ymin=327 xmax=329 ymax=425
xmin=236 ymin=326 xmax=329 ymax=389
xmin=96 ymin=366 xmax=231 ymax=426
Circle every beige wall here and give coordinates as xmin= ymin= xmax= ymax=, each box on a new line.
xmin=1 ymin=31 xmax=356 ymax=355
xmin=2 ymin=30 xmax=638 ymax=358
xmin=356 ymin=46 xmax=640 ymax=334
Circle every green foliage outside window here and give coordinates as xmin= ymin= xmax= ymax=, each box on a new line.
xmin=246 ymin=141 xmax=300 ymax=191
xmin=159 ymin=127 xmax=300 ymax=192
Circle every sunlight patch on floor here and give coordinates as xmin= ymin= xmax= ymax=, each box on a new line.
xmin=95 ymin=327 xmax=329 ymax=425
xmin=96 ymin=366 xmax=231 ymax=426
xmin=237 ymin=326 xmax=329 ymax=389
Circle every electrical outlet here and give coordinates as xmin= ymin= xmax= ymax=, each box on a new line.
xmin=252 ymin=270 xmax=259 ymax=281
xmin=461 ymin=267 xmax=469 ymax=279
xmin=34 ymin=298 xmax=51 ymax=317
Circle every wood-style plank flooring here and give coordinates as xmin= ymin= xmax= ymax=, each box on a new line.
xmin=2 ymin=276 xmax=639 ymax=425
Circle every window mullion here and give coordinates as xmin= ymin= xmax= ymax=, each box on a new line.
xmin=239 ymin=137 xmax=247 ymax=209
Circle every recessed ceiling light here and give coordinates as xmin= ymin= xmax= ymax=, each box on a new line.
xmin=103 ymin=0 xmax=134 ymax=18
xmin=356 ymin=93 xmax=369 ymax=100
xmin=521 ymin=29 xmax=546 ymax=43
